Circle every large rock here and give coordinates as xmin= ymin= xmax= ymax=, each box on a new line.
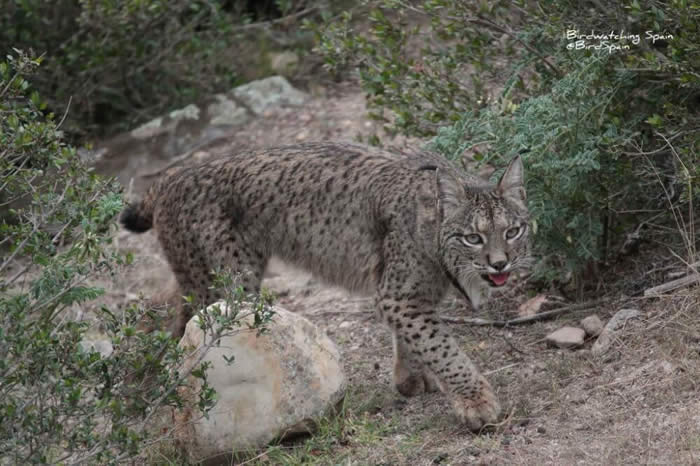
xmin=172 ymin=303 xmax=346 ymax=463
xmin=233 ymin=76 xmax=308 ymax=115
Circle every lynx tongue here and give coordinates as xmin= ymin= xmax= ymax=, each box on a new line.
xmin=487 ymin=272 xmax=510 ymax=286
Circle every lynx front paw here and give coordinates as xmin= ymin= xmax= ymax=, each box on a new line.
xmin=452 ymin=376 xmax=501 ymax=432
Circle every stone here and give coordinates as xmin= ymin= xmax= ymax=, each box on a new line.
xmin=172 ymin=303 xmax=346 ymax=463
xmin=207 ymin=94 xmax=250 ymax=126
xmin=130 ymin=104 xmax=201 ymax=140
xmin=591 ymin=308 xmax=641 ymax=356
xmin=130 ymin=116 xmax=166 ymax=140
xmin=545 ymin=326 xmax=586 ymax=349
xmin=233 ymin=76 xmax=308 ymax=115
xmin=580 ymin=315 xmax=604 ymax=337
xmin=269 ymin=51 xmax=299 ymax=75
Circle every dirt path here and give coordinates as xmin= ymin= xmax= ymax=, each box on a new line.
xmin=108 ymin=82 xmax=700 ymax=465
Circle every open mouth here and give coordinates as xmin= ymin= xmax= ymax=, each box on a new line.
xmin=481 ymin=272 xmax=510 ymax=287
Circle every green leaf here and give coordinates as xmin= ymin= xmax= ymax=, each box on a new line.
xmin=646 ymin=114 xmax=663 ymax=127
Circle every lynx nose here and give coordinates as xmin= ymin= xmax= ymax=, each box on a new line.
xmin=489 ymin=260 xmax=508 ymax=271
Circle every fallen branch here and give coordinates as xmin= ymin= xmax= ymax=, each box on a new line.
xmin=442 ymin=299 xmax=606 ymax=327
xmin=643 ymin=270 xmax=700 ymax=297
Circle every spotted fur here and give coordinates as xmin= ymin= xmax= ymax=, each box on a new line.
xmin=121 ymin=141 xmax=530 ymax=431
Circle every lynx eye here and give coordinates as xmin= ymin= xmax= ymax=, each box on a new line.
xmin=461 ymin=234 xmax=483 ymax=246
xmin=505 ymin=226 xmax=521 ymax=240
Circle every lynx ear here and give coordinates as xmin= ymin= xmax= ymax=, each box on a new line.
xmin=497 ymin=155 xmax=526 ymax=201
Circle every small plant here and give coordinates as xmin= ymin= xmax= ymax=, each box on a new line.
xmin=0 ymin=51 xmax=274 ymax=465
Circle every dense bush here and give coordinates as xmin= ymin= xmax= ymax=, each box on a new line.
xmin=0 ymin=0 xmax=330 ymax=138
xmin=316 ymin=0 xmax=700 ymax=288
xmin=0 ymin=52 xmax=274 ymax=464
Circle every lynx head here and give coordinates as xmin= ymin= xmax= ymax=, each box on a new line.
xmin=435 ymin=156 xmax=530 ymax=309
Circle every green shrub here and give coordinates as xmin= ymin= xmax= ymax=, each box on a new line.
xmin=0 ymin=51 xmax=274 ymax=464
xmin=0 ymin=0 xmax=332 ymax=138
xmin=1 ymin=1 xmax=234 ymax=137
xmin=316 ymin=0 xmax=700 ymax=287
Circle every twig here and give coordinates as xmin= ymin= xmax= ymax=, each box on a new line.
xmin=56 ymin=95 xmax=72 ymax=129
xmin=237 ymin=450 xmax=272 ymax=466
xmin=309 ymin=307 xmax=373 ymax=317
xmin=484 ymin=362 xmax=520 ymax=376
xmin=643 ymin=271 xmax=700 ymax=297
xmin=468 ymin=15 xmax=562 ymax=77
xmin=667 ymin=254 xmax=700 ymax=276
xmin=442 ymin=299 xmax=607 ymax=327
xmin=0 ymin=70 xmax=20 ymax=98
xmin=233 ymin=6 xmax=318 ymax=31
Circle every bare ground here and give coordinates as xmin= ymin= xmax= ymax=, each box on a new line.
xmin=101 ymin=81 xmax=700 ymax=465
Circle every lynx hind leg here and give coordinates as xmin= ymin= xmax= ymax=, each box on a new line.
xmin=201 ymin=230 xmax=268 ymax=299
xmin=158 ymin=223 xmax=267 ymax=335
xmin=393 ymin=334 xmax=440 ymax=396
xmin=156 ymin=226 xmax=215 ymax=336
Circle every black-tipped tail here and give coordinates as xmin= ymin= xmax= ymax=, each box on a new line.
xmin=120 ymin=202 xmax=153 ymax=233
